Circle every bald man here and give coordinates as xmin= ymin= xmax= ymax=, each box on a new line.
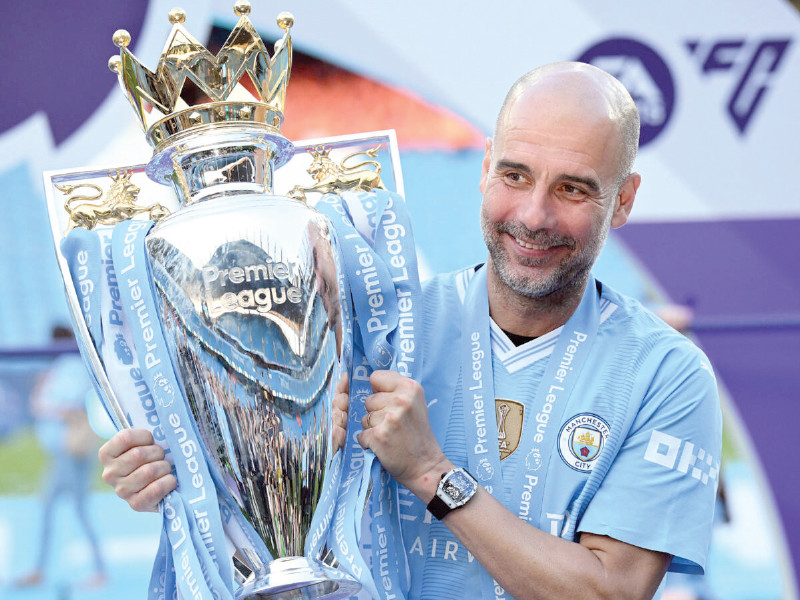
xmin=101 ymin=62 xmax=721 ymax=600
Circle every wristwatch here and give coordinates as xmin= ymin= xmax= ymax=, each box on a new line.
xmin=427 ymin=467 xmax=478 ymax=520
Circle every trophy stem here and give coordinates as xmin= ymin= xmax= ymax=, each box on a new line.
xmin=145 ymin=125 xmax=295 ymax=206
xmin=237 ymin=557 xmax=361 ymax=600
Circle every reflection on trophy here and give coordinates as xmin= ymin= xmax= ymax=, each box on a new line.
xmin=97 ymin=2 xmax=359 ymax=597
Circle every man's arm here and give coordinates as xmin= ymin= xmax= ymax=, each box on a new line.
xmin=435 ymin=485 xmax=670 ymax=600
xmin=359 ymin=369 xmax=671 ymax=600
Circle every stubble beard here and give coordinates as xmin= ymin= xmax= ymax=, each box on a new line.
xmin=481 ymin=216 xmax=608 ymax=301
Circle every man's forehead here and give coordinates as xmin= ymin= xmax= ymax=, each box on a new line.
xmin=506 ymin=79 xmax=615 ymax=130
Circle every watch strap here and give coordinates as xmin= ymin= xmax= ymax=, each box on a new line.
xmin=427 ymin=492 xmax=452 ymax=520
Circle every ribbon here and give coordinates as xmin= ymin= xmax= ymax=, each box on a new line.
xmin=316 ymin=189 xmax=423 ymax=600
xmin=459 ymin=266 xmax=601 ymax=599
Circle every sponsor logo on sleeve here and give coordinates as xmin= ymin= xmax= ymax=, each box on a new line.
xmin=643 ymin=429 xmax=719 ymax=486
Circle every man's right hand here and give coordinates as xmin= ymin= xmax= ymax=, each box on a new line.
xmin=98 ymin=429 xmax=177 ymax=512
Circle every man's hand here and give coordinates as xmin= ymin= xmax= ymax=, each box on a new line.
xmin=332 ymin=373 xmax=350 ymax=453
xmin=357 ymin=370 xmax=451 ymax=497
xmin=98 ymin=429 xmax=176 ymax=512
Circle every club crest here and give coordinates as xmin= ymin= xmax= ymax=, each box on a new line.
xmin=558 ymin=413 xmax=610 ymax=473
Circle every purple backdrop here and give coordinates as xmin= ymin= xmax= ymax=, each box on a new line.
xmin=618 ymin=218 xmax=800 ymax=580
xmin=0 ymin=0 xmax=148 ymax=144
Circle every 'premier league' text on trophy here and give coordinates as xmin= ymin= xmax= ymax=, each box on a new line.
xmin=47 ymin=1 xmax=394 ymax=598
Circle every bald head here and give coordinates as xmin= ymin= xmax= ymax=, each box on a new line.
xmin=494 ymin=62 xmax=640 ymax=186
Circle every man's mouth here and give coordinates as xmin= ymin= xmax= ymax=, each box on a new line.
xmin=513 ymin=236 xmax=552 ymax=251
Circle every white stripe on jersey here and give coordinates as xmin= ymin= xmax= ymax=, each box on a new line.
xmin=491 ymin=298 xmax=618 ymax=373
xmin=456 ymin=268 xmax=474 ymax=305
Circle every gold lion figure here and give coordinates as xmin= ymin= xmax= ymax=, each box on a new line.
xmin=57 ymin=170 xmax=170 ymax=233
xmin=288 ymin=146 xmax=386 ymax=201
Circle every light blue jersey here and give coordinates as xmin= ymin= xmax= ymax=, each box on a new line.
xmin=398 ymin=266 xmax=722 ymax=599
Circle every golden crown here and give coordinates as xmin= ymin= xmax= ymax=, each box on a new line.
xmin=108 ymin=1 xmax=293 ymax=150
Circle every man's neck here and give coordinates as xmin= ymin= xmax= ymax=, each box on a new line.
xmin=486 ymin=264 xmax=589 ymax=339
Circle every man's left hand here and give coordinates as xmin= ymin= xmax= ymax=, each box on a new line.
xmin=357 ymin=370 xmax=451 ymax=496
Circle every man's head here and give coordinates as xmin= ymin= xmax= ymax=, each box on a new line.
xmin=480 ymin=62 xmax=641 ymax=302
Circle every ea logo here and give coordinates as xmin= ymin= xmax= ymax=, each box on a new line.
xmin=577 ymin=38 xmax=675 ymax=147
xmin=558 ymin=413 xmax=610 ymax=473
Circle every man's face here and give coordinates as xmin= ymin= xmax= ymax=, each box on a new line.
xmin=479 ymin=87 xmax=635 ymax=300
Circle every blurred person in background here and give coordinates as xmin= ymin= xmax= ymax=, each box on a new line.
xmin=13 ymin=325 xmax=107 ymax=590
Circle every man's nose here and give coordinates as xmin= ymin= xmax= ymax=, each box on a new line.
xmin=517 ymin=185 xmax=558 ymax=232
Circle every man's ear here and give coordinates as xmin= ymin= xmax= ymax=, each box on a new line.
xmin=610 ymin=173 xmax=640 ymax=229
xmin=479 ymin=137 xmax=493 ymax=195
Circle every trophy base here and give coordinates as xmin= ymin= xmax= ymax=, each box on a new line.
xmin=237 ymin=556 xmax=362 ymax=600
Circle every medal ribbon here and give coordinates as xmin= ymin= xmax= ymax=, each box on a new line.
xmin=460 ymin=266 xmax=601 ymax=600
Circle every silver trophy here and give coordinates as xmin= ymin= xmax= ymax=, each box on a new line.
xmin=43 ymin=3 xmax=404 ymax=598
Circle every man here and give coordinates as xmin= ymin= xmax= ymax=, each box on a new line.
xmin=100 ymin=62 xmax=721 ymax=599
xmin=16 ymin=327 xmax=107 ymax=589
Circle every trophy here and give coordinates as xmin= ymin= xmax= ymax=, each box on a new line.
xmin=43 ymin=2 xmax=406 ymax=598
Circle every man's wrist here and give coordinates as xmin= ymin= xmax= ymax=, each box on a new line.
xmin=406 ymin=457 xmax=455 ymax=504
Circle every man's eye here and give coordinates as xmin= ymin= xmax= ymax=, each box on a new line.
xmin=562 ymin=184 xmax=584 ymax=196
xmin=503 ymin=172 xmax=523 ymax=184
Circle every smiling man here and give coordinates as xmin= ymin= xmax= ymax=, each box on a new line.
xmin=355 ymin=62 xmax=721 ymax=600
xmin=100 ymin=62 xmax=721 ymax=600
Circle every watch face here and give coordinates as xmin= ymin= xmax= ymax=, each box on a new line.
xmin=441 ymin=469 xmax=478 ymax=506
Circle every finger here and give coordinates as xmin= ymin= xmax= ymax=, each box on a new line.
xmin=333 ymin=389 xmax=349 ymax=414
xmin=102 ymin=443 xmax=167 ymax=484
xmin=332 ymin=420 xmax=347 ymax=453
xmin=114 ymin=459 xmax=174 ymax=501
xmin=369 ymin=369 xmax=402 ymax=392
xmin=331 ymin=407 xmax=347 ymax=432
xmin=335 ymin=372 xmax=349 ymax=395
xmin=357 ymin=428 xmax=371 ymax=451
xmin=128 ymin=473 xmax=178 ymax=513
xmin=361 ymin=409 xmax=383 ymax=431
xmin=363 ymin=391 xmax=396 ymax=413
xmin=98 ymin=428 xmax=156 ymax=464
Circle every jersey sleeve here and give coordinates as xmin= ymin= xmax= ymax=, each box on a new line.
xmin=577 ymin=341 xmax=722 ymax=574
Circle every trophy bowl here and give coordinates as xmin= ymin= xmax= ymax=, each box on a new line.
xmin=146 ymin=181 xmax=356 ymax=599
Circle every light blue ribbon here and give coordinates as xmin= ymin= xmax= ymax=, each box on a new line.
xmin=459 ymin=266 xmax=601 ymax=599
xmin=112 ymin=219 xmax=234 ymax=600
xmin=316 ymin=190 xmax=422 ymax=600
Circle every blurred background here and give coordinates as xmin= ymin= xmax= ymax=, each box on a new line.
xmin=0 ymin=1 xmax=798 ymax=598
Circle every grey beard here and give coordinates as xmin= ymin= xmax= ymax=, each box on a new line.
xmin=482 ymin=220 xmax=604 ymax=299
